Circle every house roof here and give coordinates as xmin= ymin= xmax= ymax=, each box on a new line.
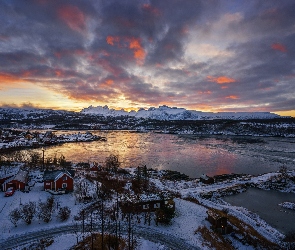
xmin=0 ymin=167 xmax=20 ymax=179
xmin=200 ymin=174 xmax=213 ymax=180
xmin=2 ymin=169 xmax=28 ymax=186
xmin=122 ymin=191 xmax=172 ymax=203
xmin=43 ymin=169 xmax=75 ymax=181
xmin=14 ymin=169 xmax=28 ymax=183
xmin=207 ymin=210 xmax=227 ymax=220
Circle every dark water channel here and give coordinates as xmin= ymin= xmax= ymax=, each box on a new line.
xmin=223 ymin=188 xmax=295 ymax=234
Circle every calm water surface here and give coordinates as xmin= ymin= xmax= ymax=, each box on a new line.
xmin=223 ymin=188 xmax=295 ymax=234
xmin=25 ymin=131 xmax=295 ymax=178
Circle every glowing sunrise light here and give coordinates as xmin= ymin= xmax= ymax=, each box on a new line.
xmin=226 ymin=95 xmax=239 ymax=99
xmin=0 ymin=1 xmax=294 ymax=117
xmin=207 ymin=76 xmax=236 ymax=84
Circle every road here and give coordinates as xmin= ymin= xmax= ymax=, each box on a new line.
xmin=0 ymin=223 xmax=200 ymax=250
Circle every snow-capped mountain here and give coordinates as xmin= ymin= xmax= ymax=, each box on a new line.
xmin=81 ymin=105 xmax=281 ymax=120
xmin=0 ymin=107 xmax=70 ymax=120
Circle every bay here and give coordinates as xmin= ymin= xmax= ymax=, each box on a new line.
xmin=223 ymin=187 xmax=295 ymax=234
xmin=23 ymin=131 xmax=295 ymax=178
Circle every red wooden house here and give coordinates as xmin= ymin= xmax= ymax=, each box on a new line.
xmin=43 ymin=170 xmax=75 ymax=192
xmin=0 ymin=174 xmax=15 ymax=191
xmin=2 ymin=169 xmax=28 ymax=191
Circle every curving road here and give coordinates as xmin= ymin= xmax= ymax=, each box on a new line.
xmin=0 ymin=223 xmax=200 ymax=250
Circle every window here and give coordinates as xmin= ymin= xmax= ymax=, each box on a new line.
xmin=63 ymin=176 xmax=67 ymax=181
xmin=46 ymin=183 xmax=50 ymax=186
xmin=143 ymin=204 xmax=149 ymax=210
xmin=154 ymin=203 xmax=160 ymax=209
xmin=62 ymin=183 xmax=67 ymax=188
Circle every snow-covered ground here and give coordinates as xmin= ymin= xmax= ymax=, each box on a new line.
xmin=1 ymin=168 xmax=294 ymax=249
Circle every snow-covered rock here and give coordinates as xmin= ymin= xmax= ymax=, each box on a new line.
xmin=278 ymin=202 xmax=295 ymax=210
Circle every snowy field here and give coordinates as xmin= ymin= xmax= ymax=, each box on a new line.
xmin=1 ymin=168 xmax=294 ymax=249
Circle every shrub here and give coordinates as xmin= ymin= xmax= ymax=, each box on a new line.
xmin=58 ymin=206 xmax=71 ymax=221
xmin=9 ymin=208 xmax=21 ymax=227
xmin=38 ymin=196 xmax=55 ymax=223
xmin=20 ymin=201 xmax=36 ymax=224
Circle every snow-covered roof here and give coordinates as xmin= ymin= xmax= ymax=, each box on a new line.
xmin=207 ymin=210 xmax=227 ymax=220
xmin=14 ymin=169 xmax=28 ymax=183
xmin=200 ymin=174 xmax=211 ymax=180
xmin=2 ymin=169 xmax=28 ymax=185
xmin=43 ymin=170 xmax=74 ymax=181
xmin=0 ymin=166 xmax=20 ymax=179
xmin=122 ymin=192 xmax=172 ymax=203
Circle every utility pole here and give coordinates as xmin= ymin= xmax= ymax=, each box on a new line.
xmin=42 ymin=148 xmax=45 ymax=171
xmin=100 ymin=186 xmax=105 ymax=250
xmin=91 ymin=210 xmax=94 ymax=250
xmin=82 ymin=210 xmax=85 ymax=240
xmin=128 ymin=211 xmax=131 ymax=250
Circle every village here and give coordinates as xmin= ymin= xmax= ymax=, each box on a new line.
xmin=1 ymin=154 xmax=295 ymax=250
xmin=0 ymin=129 xmax=106 ymax=151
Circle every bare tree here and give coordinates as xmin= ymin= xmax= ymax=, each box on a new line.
xmin=279 ymin=165 xmax=289 ymax=180
xmin=74 ymin=179 xmax=90 ymax=202
xmin=96 ymin=181 xmax=110 ymax=249
xmin=29 ymin=152 xmax=41 ymax=169
xmin=105 ymin=154 xmax=120 ymax=173
xmin=58 ymin=154 xmax=67 ymax=167
xmin=10 ymin=151 xmax=27 ymax=162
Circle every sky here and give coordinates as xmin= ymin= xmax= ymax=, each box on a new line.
xmin=0 ymin=0 xmax=294 ymax=116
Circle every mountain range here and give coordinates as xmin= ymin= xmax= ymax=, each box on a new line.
xmin=81 ymin=105 xmax=281 ymax=120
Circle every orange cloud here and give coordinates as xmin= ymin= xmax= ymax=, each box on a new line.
xmin=55 ymin=70 xmax=64 ymax=77
xmin=0 ymin=73 xmax=24 ymax=84
xmin=105 ymin=79 xmax=113 ymax=85
xmin=99 ymin=80 xmax=113 ymax=89
xmin=271 ymin=43 xmax=287 ymax=53
xmin=129 ymin=38 xmax=146 ymax=63
xmin=226 ymin=95 xmax=239 ymax=99
xmin=58 ymin=5 xmax=86 ymax=32
xmin=207 ymin=75 xmax=236 ymax=84
xmin=106 ymin=36 xmax=120 ymax=46
xmin=106 ymin=36 xmax=146 ymax=64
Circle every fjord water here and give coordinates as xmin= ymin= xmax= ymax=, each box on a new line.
xmin=32 ymin=131 xmax=295 ymax=178
xmin=223 ymin=187 xmax=295 ymax=234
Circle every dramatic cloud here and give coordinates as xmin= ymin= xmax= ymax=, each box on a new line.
xmin=0 ymin=0 xmax=294 ymax=116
